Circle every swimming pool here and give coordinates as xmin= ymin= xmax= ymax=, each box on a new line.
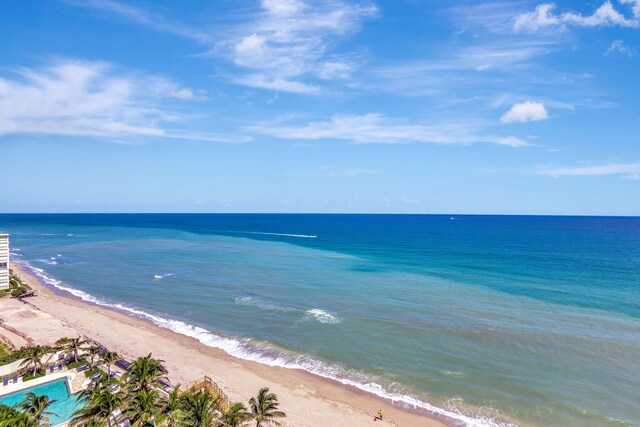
xmin=0 ymin=378 xmax=80 ymax=425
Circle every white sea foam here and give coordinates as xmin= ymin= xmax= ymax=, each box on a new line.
xmin=234 ymin=296 xmax=294 ymax=312
xmin=305 ymin=309 xmax=341 ymax=324
xmin=153 ymin=273 xmax=174 ymax=280
xmin=21 ymin=260 xmax=517 ymax=427
xmin=36 ymin=259 xmax=58 ymax=265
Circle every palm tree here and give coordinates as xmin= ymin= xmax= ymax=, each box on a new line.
xmin=70 ymin=386 xmax=124 ymax=426
xmin=18 ymin=392 xmax=58 ymax=426
xmin=124 ymin=353 xmax=168 ymax=392
xmin=248 ymin=388 xmax=285 ymax=427
xmin=85 ymin=345 xmax=103 ymax=368
xmin=163 ymin=387 xmax=185 ymax=426
xmin=0 ymin=406 xmax=38 ymax=427
xmin=102 ymin=351 xmax=119 ymax=379
xmin=220 ymin=402 xmax=250 ymax=427
xmin=19 ymin=346 xmax=46 ymax=376
xmin=56 ymin=337 xmax=88 ymax=363
xmin=179 ymin=390 xmax=222 ymax=427
xmin=127 ymin=389 xmax=161 ymax=427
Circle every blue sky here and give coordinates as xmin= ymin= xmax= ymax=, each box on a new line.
xmin=1 ymin=0 xmax=639 ymax=214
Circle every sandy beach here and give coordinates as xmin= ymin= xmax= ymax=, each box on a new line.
xmin=1 ymin=262 xmax=449 ymax=427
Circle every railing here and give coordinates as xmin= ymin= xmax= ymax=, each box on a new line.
xmin=179 ymin=376 xmax=231 ymax=412
xmin=0 ymin=321 xmax=35 ymax=346
xmin=0 ymin=333 xmax=16 ymax=350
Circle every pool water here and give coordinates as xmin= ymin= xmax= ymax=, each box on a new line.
xmin=0 ymin=378 xmax=80 ymax=425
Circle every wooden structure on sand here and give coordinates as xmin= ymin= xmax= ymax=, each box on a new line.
xmin=179 ymin=376 xmax=231 ymax=412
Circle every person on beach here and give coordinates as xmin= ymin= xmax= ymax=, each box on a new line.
xmin=374 ymin=409 xmax=383 ymax=421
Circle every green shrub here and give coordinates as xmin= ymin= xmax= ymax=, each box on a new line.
xmin=23 ymin=369 xmax=46 ymax=381
xmin=84 ymin=367 xmax=106 ymax=378
xmin=11 ymin=287 xmax=28 ymax=297
xmin=67 ymin=359 xmax=88 ymax=370
xmin=0 ymin=346 xmax=34 ymax=365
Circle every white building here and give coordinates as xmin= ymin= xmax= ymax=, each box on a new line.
xmin=0 ymin=234 xmax=9 ymax=290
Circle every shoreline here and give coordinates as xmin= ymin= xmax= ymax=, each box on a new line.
xmin=5 ymin=262 xmax=457 ymax=427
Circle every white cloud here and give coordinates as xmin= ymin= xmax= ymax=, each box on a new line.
xmin=252 ymin=113 xmax=530 ymax=147
xmin=605 ymin=39 xmax=635 ymax=56
xmin=234 ymin=74 xmax=320 ymax=94
xmin=500 ymin=102 xmax=549 ymax=124
xmin=0 ymin=60 xmax=245 ymax=142
xmin=514 ymin=1 xmax=640 ymax=32
xmin=226 ymin=0 xmax=377 ymax=93
xmin=620 ymin=0 xmax=640 ymax=17
xmin=496 ymin=136 xmax=534 ymax=147
xmin=318 ymin=61 xmax=354 ymax=80
xmin=514 ymin=4 xmax=560 ymax=31
xmin=262 ymin=0 xmax=304 ymax=16
xmin=538 ymin=162 xmax=640 ymax=177
xmin=147 ymin=77 xmax=208 ymax=100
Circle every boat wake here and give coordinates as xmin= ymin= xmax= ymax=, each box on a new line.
xmin=232 ymin=231 xmax=317 ymax=239
xmin=21 ymin=261 xmax=517 ymax=427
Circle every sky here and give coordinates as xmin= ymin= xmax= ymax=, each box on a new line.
xmin=1 ymin=0 xmax=639 ymax=215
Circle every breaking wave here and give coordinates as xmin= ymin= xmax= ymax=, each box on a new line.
xmin=305 ymin=309 xmax=341 ymax=324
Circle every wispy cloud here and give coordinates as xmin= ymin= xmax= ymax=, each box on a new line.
xmin=252 ymin=113 xmax=532 ymax=147
xmin=63 ymin=0 xmax=212 ymax=43
xmin=501 ymin=101 xmax=549 ymax=123
xmin=514 ymin=1 xmax=640 ymax=32
xmin=538 ymin=162 xmax=640 ymax=178
xmin=0 ymin=60 xmax=247 ymax=142
xmin=222 ymin=0 xmax=377 ymax=93
xmin=67 ymin=0 xmax=377 ymax=95
xmin=605 ymin=39 xmax=635 ymax=56
xmin=234 ymin=74 xmax=320 ymax=94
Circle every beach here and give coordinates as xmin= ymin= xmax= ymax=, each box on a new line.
xmin=2 ymin=262 xmax=448 ymax=427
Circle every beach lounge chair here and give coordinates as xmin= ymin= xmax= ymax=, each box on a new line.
xmin=12 ymin=375 xmax=18 ymax=383
xmin=2 ymin=377 xmax=8 ymax=386
xmin=90 ymin=372 xmax=102 ymax=381
xmin=76 ymin=363 xmax=88 ymax=372
xmin=108 ymin=384 xmax=120 ymax=393
xmin=58 ymin=363 xmax=63 ymax=371
xmin=50 ymin=365 xmax=55 ymax=373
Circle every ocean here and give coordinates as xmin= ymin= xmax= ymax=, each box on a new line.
xmin=1 ymin=214 xmax=638 ymax=427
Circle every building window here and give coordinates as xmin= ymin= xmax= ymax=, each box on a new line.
xmin=0 ymin=262 xmax=7 ymax=268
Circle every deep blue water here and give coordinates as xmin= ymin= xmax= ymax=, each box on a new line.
xmin=1 ymin=214 xmax=639 ymax=427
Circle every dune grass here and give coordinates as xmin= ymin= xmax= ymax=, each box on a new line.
xmin=0 ymin=342 xmax=12 ymax=359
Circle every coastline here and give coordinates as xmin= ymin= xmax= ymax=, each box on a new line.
xmin=4 ymin=262 xmax=453 ymax=427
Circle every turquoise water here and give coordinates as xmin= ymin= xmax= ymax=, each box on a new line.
xmin=1 ymin=214 xmax=639 ymax=427
xmin=0 ymin=378 xmax=79 ymax=425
